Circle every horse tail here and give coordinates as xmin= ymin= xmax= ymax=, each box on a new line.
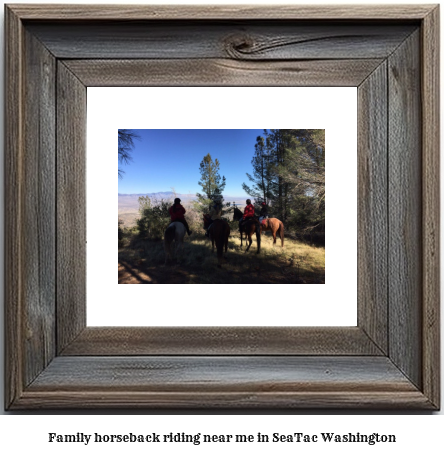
xmin=256 ymin=221 xmax=261 ymax=253
xmin=225 ymin=221 xmax=230 ymax=252
xmin=164 ymin=224 xmax=176 ymax=259
xmin=216 ymin=234 xmax=224 ymax=266
xmin=279 ymin=221 xmax=284 ymax=247
xmin=212 ymin=220 xmax=227 ymax=267
xmin=165 ymin=223 xmax=176 ymax=241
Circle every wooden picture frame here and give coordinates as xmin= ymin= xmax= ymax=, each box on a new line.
xmin=5 ymin=4 xmax=440 ymax=409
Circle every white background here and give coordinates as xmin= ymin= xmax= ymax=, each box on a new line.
xmin=87 ymin=87 xmax=357 ymax=326
xmin=0 ymin=0 xmax=442 ymax=452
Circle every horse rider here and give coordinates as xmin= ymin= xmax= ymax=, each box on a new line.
xmin=259 ymin=201 xmax=269 ymax=222
xmin=168 ymin=197 xmax=192 ymax=235
xmin=239 ymin=198 xmax=255 ymax=231
xmin=205 ymin=199 xmax=223 ymax=237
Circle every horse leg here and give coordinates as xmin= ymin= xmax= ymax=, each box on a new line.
xmin=239 ymin=221 xmax=243 ymax=247
xmin=216 ymin=239 xmax=223 ymax=268
xmin=176 ymin=238 xmax=184 ymax=262
xmin=246 ymin=233 xmax=252 ymax=252
xmin=164 ymin=225 xmax=176 ymax=264
xmin=164 ymin=241 xmax=171 ymax=264
xmin=272 ymin=229 xmax=277 ymax=246
xmin=174 ymin=239 xmax=179 ymax=262
xmin=256 ymin=225 xmax=261 ymax=254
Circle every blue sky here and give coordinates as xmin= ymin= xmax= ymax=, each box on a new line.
xmin=118 ymin=129 xmax=265 ymax=197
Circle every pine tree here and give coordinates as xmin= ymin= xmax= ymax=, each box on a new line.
xmin=265 ymin=129 xmax=293 ymax=221
xmin=243 ymin=129 xmax=325 ymax=233
xmin=118 ymin=129 xmax=140 ymax=178
xmin=242 ymin=135 xmax=274 ymax=204
xmin=275 ymin=129 xmax=325 ymax=232
xmin=195 ymin=153 xmax=227 ymax=213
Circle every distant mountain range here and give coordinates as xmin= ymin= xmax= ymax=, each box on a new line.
xmin=118 ymin=192 xmax=248 ymax=226
xmin=119 ymin=191 xmax=247 ymax=204
xmin=118 ymin=191 xmax=194 ymax=199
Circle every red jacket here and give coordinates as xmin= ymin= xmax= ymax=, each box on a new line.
xmin=243 ymin=204 xmax=255 ymax=220
xmin=169 ymin=204 xmax=186 ymax=221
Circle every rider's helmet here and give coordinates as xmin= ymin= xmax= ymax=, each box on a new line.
xmin=246 ymin=199 xmax=251 ymax=205
xmin=261 ymin=202 xmax=266 ymax=206
xmin=174 ymin=198 xmax=181 ymax=204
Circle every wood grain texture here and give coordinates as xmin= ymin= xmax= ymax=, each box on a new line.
xmin=61 ymin=327 xmax=382 ymax=356
xmin=21 ymin=28 xmax=57 ymax=387
xmin=7 ymin=4 xmax=435 ymax=20
xmin=56 ymin=62 xmax=87 ymax=353
xmin=13 ymin=356 xmax=433 ymax=409
xmin=357 ymin=62 xmax=388 ymax=354
xmin=388 ymin=30 xmax=422 ymax=389
xmin=26 ymin=22 xmax=416 ymax=60
xmin=421 ymin=6 xmax=440 ymax=409
xmin=15 ymin=390 xmax=434 ymax=410
xmin=28 ymin=357 xmax=419 ymax=391
xmin=64 ymin=59 xmax=384 ymax=87
xmin=4 ymin=5 xmax=440 ymax=410
xmin=5 ymin=5 xmax=24 ymax=410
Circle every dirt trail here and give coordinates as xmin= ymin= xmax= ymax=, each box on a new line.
xmin=118 ymin=261 xmax=192 ymax=284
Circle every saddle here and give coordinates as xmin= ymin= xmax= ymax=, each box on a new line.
xmin=239 ymin=217 xmax=256 ymax=231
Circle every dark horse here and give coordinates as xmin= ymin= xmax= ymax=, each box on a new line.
xmin=203 ymin=216 xmax=230 ymax=267
xmin=260 ymin=218 xmax=284 ymax=247
xmin=233 ymin=207 xmax=261 ymax=254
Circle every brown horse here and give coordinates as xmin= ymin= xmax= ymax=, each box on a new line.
xmin=203 ymin=216 xmax=230 ymax=267
xmin=233 ymin=207 xmax=261 ymax=254
xmin=260 ymin=218 xmax=284 ymax=247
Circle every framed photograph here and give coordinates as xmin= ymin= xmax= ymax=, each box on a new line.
xmin=5 ymin=4 xmax=440 ymax=409
xmin=92 ymin=88 xmax=356 ymax=327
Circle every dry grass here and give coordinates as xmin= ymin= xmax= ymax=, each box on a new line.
xmin=118 ymin=230 xmax=324 ymax=284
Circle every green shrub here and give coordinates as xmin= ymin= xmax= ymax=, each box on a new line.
xmin=118 ymin=218 xmax=124 ymax=247
xmin=136 ymin=197 xmax=172 ymax=240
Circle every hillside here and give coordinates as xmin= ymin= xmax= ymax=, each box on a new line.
xmin=119 ymin=232 xmax=325 ymax=284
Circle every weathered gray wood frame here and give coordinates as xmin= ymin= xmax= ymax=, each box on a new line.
xmin=5 ymin=4 xmax=440 ymax=409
